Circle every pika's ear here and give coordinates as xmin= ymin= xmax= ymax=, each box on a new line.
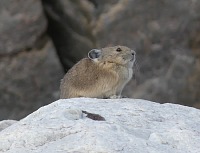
xmin=88 ymin=49 xmax=101 ymax=60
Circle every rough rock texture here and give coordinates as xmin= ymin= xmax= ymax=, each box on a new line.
xmin=42 ymin=0 xmax=96 ymax=71
xmin=0 ymin=0 xmax=46 ymax=54
xmin=0 ymin=0 xmax=63 ymax=120
xmin=0 ymin=98 xmax=200 ymax=153
xmin=0 ymin=40 xmax=63 ymax=120
xmin=0 ymin=120 xmax=17 ymax=132
xmin=42 ymin=0 xmax=200 ymax=107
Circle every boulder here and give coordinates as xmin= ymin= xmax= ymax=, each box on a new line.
xmin=42 ymin=0 xmax=96 ymax=71
xmin=0 ymin=40 xmax=63 ymax=120
xmin=0 ymin=98 xmax=199 ymax=152
xmin=0 ymin=0 xmax=64 ymax=120
xmin=0 ymin=120 xmax=17 ymax=132
xmin=0 ymin=0 xmax=46 ymax=54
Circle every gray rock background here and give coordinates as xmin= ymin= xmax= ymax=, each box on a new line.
xmin=0 ymin=0 xmax=63 ymax=120
xmin=0 ymin=0 xmax=200 ymax=120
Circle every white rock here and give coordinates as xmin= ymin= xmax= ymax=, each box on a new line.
xmin=0 ymin=98 xmax=200 ymax=153
xmin=0 ymin=120 xmax=17 ymax=132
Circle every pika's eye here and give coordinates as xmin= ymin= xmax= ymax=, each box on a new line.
xmin=116 ymin=48 xmax=122 ymax=52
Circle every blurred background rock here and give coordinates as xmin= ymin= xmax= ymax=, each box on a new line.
xmin=0 ymin=0 xmax=199 ymax=120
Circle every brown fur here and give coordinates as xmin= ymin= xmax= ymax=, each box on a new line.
xmin=60 ymin=46 xmax=136 ymax=99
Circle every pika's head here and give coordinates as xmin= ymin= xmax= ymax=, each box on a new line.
xmin=88 ymin=46 xmax=136 ymax=67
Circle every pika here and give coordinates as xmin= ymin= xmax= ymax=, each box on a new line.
xmin=60 ymin=46 xmax=136 ymax=99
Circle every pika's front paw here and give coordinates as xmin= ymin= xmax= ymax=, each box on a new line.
xmin=121 ymin=95 xmax=128 ymax=98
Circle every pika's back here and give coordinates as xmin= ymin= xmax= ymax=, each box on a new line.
xmin=60 ymin=46 xmax=136 ymax=99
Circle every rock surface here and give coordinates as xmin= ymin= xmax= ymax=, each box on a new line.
xmin=0 ymin=40 xmax=63 ymax=120
xmin=0 ymin=0 xmax=46 ymax=54
xmin=0 ymin=98 xmax=200 ymax=153
xmin=42 ymin=0 xmax=96 ymax=71
xmin=0 ymin=120 xmax=17 ymax=132
xmin=0 ymin=0 xmax=63 ymax=120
